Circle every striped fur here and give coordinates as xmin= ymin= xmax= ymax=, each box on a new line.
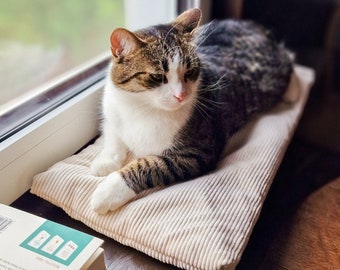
xmin=90 ymin=8 xmax=293 ymax=213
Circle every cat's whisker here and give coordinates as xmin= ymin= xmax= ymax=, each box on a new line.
xmin=161 ymin=25 xmax=179 ymax=57
xmin=193 ymin=99 xmax=213 ymax=121
xmin=199 ymin=71 xmax=232 ymax=91
xmin=197 ymin=96 xmax=227 ymax=109
xmin=163 ymin=45 xmax=182 ymax=58
xmin=162 ymin=24 xmax=177 ymax=47
xmin=194 ymin=21 xmax=218 ymax=50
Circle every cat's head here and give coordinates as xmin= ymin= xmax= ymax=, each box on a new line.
xmin=109 ymin=8 xmax=202 ymax=111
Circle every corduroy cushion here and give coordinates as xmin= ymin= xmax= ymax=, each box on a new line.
xmin=31 ymin=65 xmax=314 ymax=270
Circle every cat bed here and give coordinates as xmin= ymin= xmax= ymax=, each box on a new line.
xmin=31 ymin=65 xmax=314 ymax=270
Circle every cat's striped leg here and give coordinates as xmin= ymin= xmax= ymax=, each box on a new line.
xmin=90 ymin=151 xmax=212 ymax=214
xmin=118 ymin=154 xmax=205 ymax=193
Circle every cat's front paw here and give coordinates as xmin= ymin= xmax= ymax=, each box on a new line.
xmin=90 ymin=156 xmax=121 ymax=176
xmin=90 ymin=172 xmax=136 ymax=214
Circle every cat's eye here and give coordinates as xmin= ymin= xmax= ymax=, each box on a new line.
xmin=150 ymin=74 xmax=168 ymax=84
xmin=184 ymin=69 xmax=199 ymax=82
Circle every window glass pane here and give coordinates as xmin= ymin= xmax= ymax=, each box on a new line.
xmin=0 ymin=0 xmax=124 ymax=109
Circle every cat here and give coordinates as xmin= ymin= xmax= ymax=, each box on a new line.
xmin=90 ymin=8 xmax=294 ymax=214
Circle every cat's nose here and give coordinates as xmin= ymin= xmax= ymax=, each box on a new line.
xmin=173 ymin=94 xmax=185 ymax=102
xmin=173 ymin=91 xmax=186 ymax=102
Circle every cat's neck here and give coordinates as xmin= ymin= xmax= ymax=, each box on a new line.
xmin=103 ymin=79 xmax=196 ymax=156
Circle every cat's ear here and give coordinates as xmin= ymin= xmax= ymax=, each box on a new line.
xmin=172 ymin=8 xmax=202 ymax=33
xmin=110 ymin=28 xmax=143 ymax=59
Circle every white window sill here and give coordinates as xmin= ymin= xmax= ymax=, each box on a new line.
xmin=0 ymin=78 xmax=104 ymax=204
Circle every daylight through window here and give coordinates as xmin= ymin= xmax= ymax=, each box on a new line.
xmin=0 ymin=1 xmax=124 ymax=137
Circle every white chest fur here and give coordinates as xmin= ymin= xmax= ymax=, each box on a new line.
xmin=102 ymin=81 xmax=193 ymax=157
xmin=119 ymin=110 xmax=180 ymax=157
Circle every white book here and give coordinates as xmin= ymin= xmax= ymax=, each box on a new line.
xmin=0 ymin=204 xmax=105 ymax=270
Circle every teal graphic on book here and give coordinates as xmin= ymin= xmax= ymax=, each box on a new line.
xmin=20 ymin=220 xmax=93 ymax=266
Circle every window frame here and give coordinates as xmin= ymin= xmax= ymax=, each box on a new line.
xmin=0 ymin=64 xmax=105 ymax=204
xmin=0 ymin=52 xmax=110 ymax=142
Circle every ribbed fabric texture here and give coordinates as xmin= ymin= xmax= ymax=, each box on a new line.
xmin=31 ymin=66 xmax=314 ymax=270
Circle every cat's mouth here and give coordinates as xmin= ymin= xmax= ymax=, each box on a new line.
xmin=159 ymin=93 xmax=193 ymax=111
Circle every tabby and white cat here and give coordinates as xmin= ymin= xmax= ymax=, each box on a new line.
xmin=90 ymin=8 xmax=294 ymax=214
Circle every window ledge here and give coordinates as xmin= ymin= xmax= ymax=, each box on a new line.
xmin=0 ymin=80 xmax=104 ymax=204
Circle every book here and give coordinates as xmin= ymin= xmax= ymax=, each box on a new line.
xmin=0 ymin=204 xmax=105 ymax=270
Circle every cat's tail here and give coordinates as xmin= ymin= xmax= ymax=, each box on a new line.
xmin=279 ymin=44 xmax=300 ymax=104
xmin=278 ymin=42 xmax=295 ymax=62
xmin=284 ymin=46 xmax=296 ymax=63
xmin=283 ymin=69 xmax=300 ymax=104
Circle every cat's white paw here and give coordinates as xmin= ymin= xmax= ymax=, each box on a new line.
xmin=90 ymin=172 xmax=136 ymax=214
xmin=90 ymin=156 xmax=121 ymax=176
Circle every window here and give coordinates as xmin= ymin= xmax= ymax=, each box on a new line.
xmin=0 ymin=0 xmax=126 ymax=204
xmin=0 ymin=1 xmax=124 ymax=105
xmin=0 ymin=0 xmax=201 ymax=204
xmin=0 ymin=0 xmax=124 ymax=140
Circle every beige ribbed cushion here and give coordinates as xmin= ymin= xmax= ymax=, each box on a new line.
xmin=31 ymin=65 xmax=314 ymax=270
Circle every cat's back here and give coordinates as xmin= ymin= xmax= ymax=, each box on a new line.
xmin=189 ymin=19 xmax=293 ymax=138
xmin=195 ymin=19 xmax=292 ymax=88
xmin=196 ymin=19 xmax=286 ymax=62
xmin=195 ymin=20 xmax=293 ymax=106
xmin=196 ymin=19 xmax=270 ymax=48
